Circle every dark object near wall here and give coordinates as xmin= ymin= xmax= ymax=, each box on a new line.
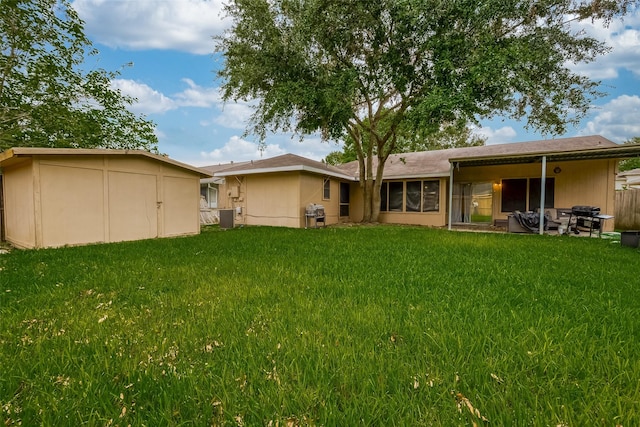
xmin=571 ymin=206 xmax=600 ymax=217
xmin=219 ymin=209 xmax=235 ymax=229
xmin=621 ymin=231 xmax=640 ymax=248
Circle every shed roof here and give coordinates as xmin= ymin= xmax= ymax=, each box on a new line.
xmin=214 ymin=153 xmax=356 ymax=180
xmin=0 ymin=147 xmax=212 ymax=177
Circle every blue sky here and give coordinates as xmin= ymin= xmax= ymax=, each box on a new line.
xmin=71 ymin=0 xmax=640 ymax=167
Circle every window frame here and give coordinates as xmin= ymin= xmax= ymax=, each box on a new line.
xmin=501 ymin=177 xmax=555 ymax=213
xmin=323 ymin=177 xmax=331 ymax=200
xmin=379 ymin=180 xmax=440 ymax=213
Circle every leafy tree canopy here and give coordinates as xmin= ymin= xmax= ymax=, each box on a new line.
xmin=217 ymin=0 xmax=637 ymax=221
xmin=325 ymin=119 xmax=486 ymax=165
xmin=0 ymin=0 xmax=157 ymax=152
xmin=620 ymin=137 xmax=640 ymax=172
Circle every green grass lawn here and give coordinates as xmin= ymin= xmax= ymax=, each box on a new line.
xmin=1 ymin=225 xmax=640 ymax=426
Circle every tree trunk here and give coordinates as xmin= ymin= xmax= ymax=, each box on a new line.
xmin=360 ymin=157 xmax=386 ymax=223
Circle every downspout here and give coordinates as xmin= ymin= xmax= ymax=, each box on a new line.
xmin=539 ymin=156 xmax=546 ymax=235
xmin=448 ymin=162 xmax=454 ymax=231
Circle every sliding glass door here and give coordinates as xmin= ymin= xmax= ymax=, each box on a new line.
xmin=452 ymin=182 xmax=493 ymax=224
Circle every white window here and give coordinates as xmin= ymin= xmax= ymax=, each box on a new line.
xmin=200 ymin=184 xmax=218 ymax=208
xmin=323 ymin=177 xmax=331 ymax=200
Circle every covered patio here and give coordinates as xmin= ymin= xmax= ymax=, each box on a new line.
xmin=447 ymin=140 xmax=640 ymax=235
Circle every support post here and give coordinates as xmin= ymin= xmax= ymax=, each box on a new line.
xmin=539 ymin=156 xmax=547 ymax=235
xmin=448 ymin=162 xmax=454 ymax=231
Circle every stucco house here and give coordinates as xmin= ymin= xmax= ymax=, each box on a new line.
xmin=206 ymin=136 xmax=640 ymax=232
xmin=0 ymin=147 xmax=211 ymax=249
xmin=210 ymin=154 xmax=355 ymax=228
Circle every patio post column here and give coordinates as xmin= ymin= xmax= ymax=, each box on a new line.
xmin=539 ymin=155 xmax=547 ymax=235
xmin=448 ymin=162 xmax=454 ymax=230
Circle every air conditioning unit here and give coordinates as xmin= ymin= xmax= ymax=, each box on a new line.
xmin=219 ymin=209 xmax=235 ymax=229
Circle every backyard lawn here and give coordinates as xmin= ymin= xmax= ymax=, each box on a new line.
xmin=1 ymin=225 xmax=640 ymax=426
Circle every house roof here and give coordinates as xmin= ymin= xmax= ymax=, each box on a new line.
xmin=199 ymin=161 xmax=251 ymax=184
xmin=214 ymin=153 xmax=356 ymax=180
xmin=337 ymin=135 xmax=640 ymax=179
xmin=0 ymin=147 xmax=212 ymax=177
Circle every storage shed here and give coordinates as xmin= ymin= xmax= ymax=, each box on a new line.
xmin=0 ymin=147 xmax=211 ymax=249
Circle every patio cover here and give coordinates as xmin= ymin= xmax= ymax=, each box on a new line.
xmin=446 ymin=139 xmax=640 ymax=234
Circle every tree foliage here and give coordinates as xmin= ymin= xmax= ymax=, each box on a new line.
xmin=325 ymin=120 xmax=486 ymax=165
xmin=620 ymin=137 xmax=640 ymax=172
xmin=217 ymin=0 xmax=636 ymax=222
xmin=0 ymin=0 xmax=157 ymax=152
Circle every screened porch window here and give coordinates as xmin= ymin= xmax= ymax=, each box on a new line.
xmin=501 ymin=178 xmax=554 ymax=212
xmin=380 ymin=180 xmax=440 ymax=212
xmin=380 ymin=181 xmax=403 ymax=211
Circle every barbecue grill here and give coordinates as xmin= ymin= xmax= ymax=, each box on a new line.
xmin=305 ymin=203 xmax=326 ymax=228
xmin=569 ymin=205 xmax=602 ymax=236
xmin=571 ymin=205 xmax=601 ymax=217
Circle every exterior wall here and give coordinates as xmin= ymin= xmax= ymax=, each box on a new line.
xmin=455 ymin=159 xmax=617 ymax=231
xmin=349 ymin=183 xmax=365 ymax=223
xmin=40 ymin=161 xmax=107 ymax=247
xmin=163 ymin=175 xmax=200 ymax=236
xmin=299 ymin=173 xmax=342 ymax=227
xmin=2 ymin=154 xmax=201 ymax=249
xmin=239 ymin=172 xmax=301 ymax=227
xmin=2 ymin=160 xmax=36 ymax=248
xmin=222 ymin=172 xmax=343 ymax=228
xmin=108 ymin=170 xmax=158 ymax=242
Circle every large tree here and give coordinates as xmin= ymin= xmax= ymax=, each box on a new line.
xmin=325 ymin=119 xmax=487 ymax=165
xmin=217 ymin=0 xmax=636 ymax=222
xmin=0 ymin=0 xmax=157 ymax=152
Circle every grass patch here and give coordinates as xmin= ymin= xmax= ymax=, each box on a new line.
xmin=1 ymin=225 xmax=640 ymax=425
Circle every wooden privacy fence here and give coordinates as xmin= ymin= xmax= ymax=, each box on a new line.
xmin=615 ymin=189 xmax=640 ymax=230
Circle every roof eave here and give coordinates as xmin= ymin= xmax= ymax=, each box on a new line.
xmin=215 ymin=164 xmax=357 ymax=181
xmin=0 ymin=147 xmax=212 ymax=177
xmin=449 ymin=144 xmax=640 ymax=167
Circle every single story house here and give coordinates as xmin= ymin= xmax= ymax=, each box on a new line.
xmin=205 ymin=136 xmax=640 ymax=232
xmin=212 ymin=154 xmax=355 ymax=228
xmin=0 ymin=147 xmax=211 ymax=249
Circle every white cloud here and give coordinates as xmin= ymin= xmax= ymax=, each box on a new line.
xmin=578 ymin=95 xmax=640 ymax=142
xmin=72 ymin=0 xmax=228 ymax=54
xmin=199 ymin=135 xmax=287 ymax=163
xmin=570 ymin=12 xmax=640 ymax=79
xmin=212 ymin=102 xmax=255 ymax=129
xmin=112 ymin=78 xmax=228 ymax=116
xmin=174 ymin=79 xmax=221 ymax=108
xmin=472 ymin=126 xmax=518 ymax=144
xmin=111 ymin=79 xmax=176 ymax=113
xmin=282 ymin=136 xmax=341 ymax=161
xmin=195 ymin=134 xmax=338 ymax=165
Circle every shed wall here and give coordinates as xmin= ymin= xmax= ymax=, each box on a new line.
xmin=3 ymin=161 xmax=36 ymax=248
xmin=40 ymin=163 xmax=106 ymax=247
xmin=1 ymin=153 xmax=201 ymax=249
